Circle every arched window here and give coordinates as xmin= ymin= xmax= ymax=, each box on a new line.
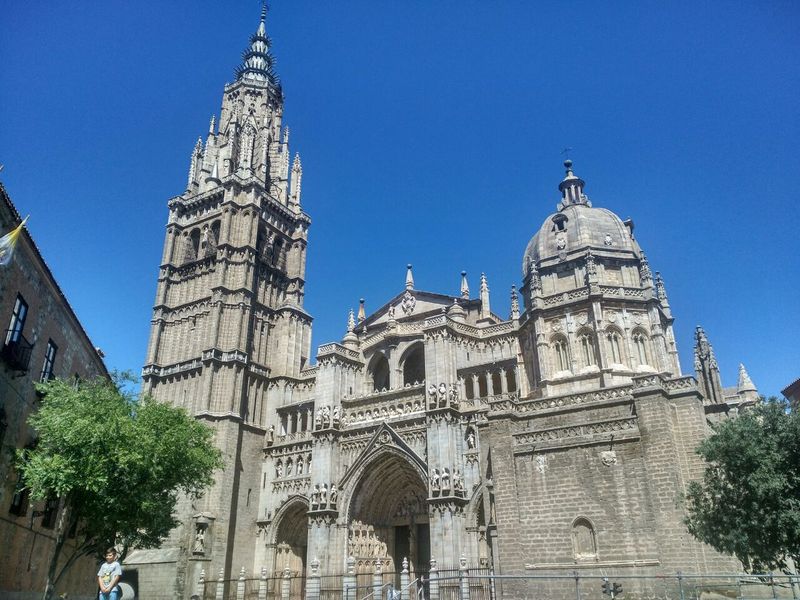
xmin=402 ymin=344 xmax=425 ymax=386
xmin=368 ymin=353 xmax=390 ymax=391
xmin=552 ymin=336 xmax=571 ymax=373
xmin=577 ymin=331 xmax=596 ymax=368
xmin=632 ymin=330 xmax=650 ymax=366
xmin=506 ymin=369 xmax=517 ymax=393
xmin=606 ymin=328 xmax=625 ymax=366
xmin=465 ymin=377 xmax=475 ymax=400
xmin=572 ymin=517 xmax=598 ymax=560
xmin=491 ymin=371 xmax=503 ymax=395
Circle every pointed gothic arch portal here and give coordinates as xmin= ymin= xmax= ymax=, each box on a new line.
xmin=272 ymin=499 xmax=308 ymax=581
xmin=347 ymin=450 xmax=430 ymax=582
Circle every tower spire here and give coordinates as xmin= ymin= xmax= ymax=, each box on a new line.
xmin=460 ymin=271 xmax=469 ymax=299
xmin=234 ymin=5 xmax=281 ymax=88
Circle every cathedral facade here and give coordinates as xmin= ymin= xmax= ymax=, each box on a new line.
xmin=132 ymin=11 xmax=759 ymax=599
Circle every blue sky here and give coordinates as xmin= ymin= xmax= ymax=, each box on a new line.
xmin=1 ymin=1 xmax=798 ymax=397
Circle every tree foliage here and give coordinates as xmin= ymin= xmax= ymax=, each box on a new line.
xmin=17 ymin=375 xmax=223 ymax=598
xmin=685 ymin=397 xmax=800 ymax=573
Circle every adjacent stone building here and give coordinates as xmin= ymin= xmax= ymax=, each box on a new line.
xmin=0 ymin=183 xmax=108 ymax=600
xmin=134 ymin=11 xmax=759 ymax=599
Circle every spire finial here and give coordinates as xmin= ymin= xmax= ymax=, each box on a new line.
xmin=558 ymin=159 xmax=587 ymax=206
xmin=234 ymin=3 xmax=281 ymax=88
xmin=510 ymin=285 xmax=520 ymax=320
xmin=405 ymin=264 xmax=414 ymax=290
xmin=357 ymin=298 xmax=366 ymax=323
xmin=737 ymin=363 xmax=757 ymax=393
xmin=460 ymin=271 xmax=469 ymax=299
xmin=479 ymin=273 xmax=491 ymax=319
xmin=347 ymin=309 xmax=355 ymax=333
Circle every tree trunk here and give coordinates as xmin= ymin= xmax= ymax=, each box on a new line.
xmin=42 ymin=498 xmax=70 ymax=600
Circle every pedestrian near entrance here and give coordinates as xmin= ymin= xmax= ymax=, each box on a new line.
xmin=97 ymin=548 xmax=122 ymax=600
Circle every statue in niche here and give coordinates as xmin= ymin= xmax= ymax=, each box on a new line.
xmin=296 ymin=457 xmax=304 ymax=475
xmin=329 ymin=485 xmax=338 ymax=508
xmin=438 ymin=383 xmax=447 ymax=405
xmin=311 ymin=484 xmax=321 ymax=508
xmin=266 ymin=425 xmax=275 ymax=445
xmin=441 ymin=468 xmax=451 ymax=493
xmin=466 ymin=430 xmax=476 ymax=449
xmin=314 ymin=409 xmax=322 ymax=430
xmin=193 ymin=525 xmax=206 ymax=554
xmin=321 ymin=406 xmax=331 ymax=428
xmin=275 ymin=461 xmax=283 ymax=479
xmin=285 ymin=458 xmax=293 ymax=477
xmin=430 ymin=468 xmax=440 ymax=491
xmin=332 ymin=406 xmax=341 ymax=427
xmin=320 ymin=483 xmax=328 ymax=507
xmin=453 ymin=470 xmax=464 ymax=494
xmin=449 ymin=383 xmax=458 ymax=405
xmin=428 ymin=384 xmax=437 ymax=406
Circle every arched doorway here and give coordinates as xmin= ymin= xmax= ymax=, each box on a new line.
xmin=346 ymin=449 xmax=430 ymax=584
xmin=273 ymin=499 xmax=308 ymax=578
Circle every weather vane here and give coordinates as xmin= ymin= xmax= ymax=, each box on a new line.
xmin=561 ymin=147 xmax=573 ymax=160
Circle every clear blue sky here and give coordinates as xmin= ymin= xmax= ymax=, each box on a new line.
xmin=1 ymin=1 xmax=798 ymax=397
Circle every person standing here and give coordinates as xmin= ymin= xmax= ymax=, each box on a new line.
xmin=97 ymin=548 xmax=122 ymax=600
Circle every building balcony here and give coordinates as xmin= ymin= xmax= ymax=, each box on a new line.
xmin=1 ymin=331 xmax=33 ymax=373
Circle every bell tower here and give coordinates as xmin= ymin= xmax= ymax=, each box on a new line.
xmin=140 ymin=8 xmax=312 ymax=598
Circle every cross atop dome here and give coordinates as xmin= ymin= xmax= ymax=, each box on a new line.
xmin=234 ymin=4 xmax=281 ymax=89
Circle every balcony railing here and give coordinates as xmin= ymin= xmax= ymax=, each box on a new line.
xmin=1 ymin=330 xmax=33 ymax=373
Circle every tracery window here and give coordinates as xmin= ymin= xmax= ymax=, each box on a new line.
xmin=577 ymin=331 xmax=596 ymax=368
xmin=632 ymin=330 xmax=650 ymax=366
xmin=552 ymin=336 xmax=571 ymax=373
xmin=606 ymin=329 xmax=625 ymax=366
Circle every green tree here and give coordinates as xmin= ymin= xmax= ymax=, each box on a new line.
xmin=17 ymin=375 xmax=223 ymax=600
xmin=685 ymin=397 xmax=800 ymax=573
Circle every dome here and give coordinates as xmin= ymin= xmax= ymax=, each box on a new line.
xmin=521 ymin=162 xmax=638 ymax=273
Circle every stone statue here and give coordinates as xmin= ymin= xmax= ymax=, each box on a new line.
xmin=321 ymin=405 xmax=331 ymax=428
xmin=438 ymin=383 xmax=447 ymax=405
xmin=320 ymin=483 xmax=328 ymax=507
xmin=314 ymin=409 xmax=322 ymax=430
xmin=297 ymin=457 xmax=304 ymax=475
xmin=311 ymin=484 xmax=321 ymax=508
xmin=285 ymin=458 xmax=293 ymax=476
xmin=332 ymin=406 xmax=341 ymax=427
xmin=329 ymin=484 xmax=338 ymax=508
xmin=449 ymin=383 xmax=458 ymax=405
xmin=275 ymin=461 xmax=283 ymax=479
xmin=266 ymin=425 xmax=275 ymax=445
xmin=387 ymin=304 xmax=396 ymax=320
xmin=193 ymin=525 xmax=205 ymax=554
xmin=454 ymin=470 xmax=464 ymax=494
xmin=430 ymin=468 xmax=440 ymax=491
xmin=466 ymin=430 xmax=476 ymax=449
xmin=441 ymin=468 xmax=451 ymax=492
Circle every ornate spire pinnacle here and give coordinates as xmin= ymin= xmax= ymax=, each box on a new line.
xmin=405 ymin=264 xmax=414 ymax=290
xmin=655 ymin=272 xmax=669 ymax=305
xmin=205 ymin=159 xmax=221 ymax=186
xmin=529 ymin=262 xmax=542 ymax=292
xmin=357 ymin=298 xmax=366 ymax=323
xmin=639 ymin=251 xmax=653 ymax=286
xmin=737 ymin=363 xmax=757 ymax=393
xmin=209 ymin=115 xmax=216 ymax=135
xmin=460 ymin=271 xmax=469 ymax=299
xmin=234 ymin=5 xmax=281 ymax=89
xmin=510 ymin=285 xmax=519 ymax=320
xmin=289 ymin=153 xmax=302 ymax=209
xmin=479 ymin=273 xmax=491 ymax=319
xmin=187 ymin=137 xmax=203 ymax=190
xmin=558 ymin=159 xmax=587 ymax=207
xmin=347 ymin=309 xmax=356 ymax=333
xmin=342 ymin=308 xmax=359 ymax=349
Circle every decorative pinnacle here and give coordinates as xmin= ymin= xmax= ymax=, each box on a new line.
xmin=460 ymin=271 xmax=469 ymax=299
xmin=510 ymin=285 xmax=520 ymax=319
xmin=405 ymin=264 xmax=414 ymax=290
xmin=357 ymin=298 xmax=366 ymax=323
xmin=234 ymin=5 xmax=281 ymax=88
xmin=347 ymin=308 xmax=355 ymax=333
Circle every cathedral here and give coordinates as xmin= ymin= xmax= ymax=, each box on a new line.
xmin=130 ymin=10 xmax=759 ymax=600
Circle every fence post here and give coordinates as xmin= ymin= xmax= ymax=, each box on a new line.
xmin=429 ymin=558 xmax=439 ymax=600
xmin=306 ymin=557 xmax=320 ymax=600
xmin=373 ymin=561 xmax=383 ymax=600
xmin=236 ymin=567 xmax=246 ymax=600
xmin=216 ymin=568 xmax=225 ymax=600
xmin=677 ymin=571 xmax=685 ymax=600
xmin=459 ymin=556 xmax=470 ymax=600
xmin=770 ymin=573 xmax=778 ymax=600
xmin=343 ymin=556 xmax=357 ymax=600
xmin=401 ymin=557 xmax=410 ymax=599
xmin=258 ymin=567 xmax=268 ymax=600
xmin=281 ymin=567 xmax=291 ymax=600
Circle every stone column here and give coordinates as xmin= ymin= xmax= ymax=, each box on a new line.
xmin=486 ymin=371 xmax=495 ymax=396
xmin=499 ymin=369 xmax=508 ymax=394
xmin=373 ymin=562 xmax=383 ymax=600
xmin=236 ymin=567 xmax=246 ymax=600
xmin=459 ymin=556 xmax=470 ymax=600
xmin=471 ymin=374 xmax=479 ymax=404
xmin=305 ymin=557 xmax=320 ymax=600
xmin=258 ymin=568 xmax=268 ymax=600
xmin=428 ymin=559 xmax=439 ymax=600
xmin=343 ymin=556 xmax=357 ymax=600
xmin=400 ymin=557 xmax=410 ymax=599
xmin=281 ymin=567 xmax=291 ymax=600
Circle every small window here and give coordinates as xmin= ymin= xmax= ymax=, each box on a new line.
xmin=552 ymin=214 xmax=569 ymax=233
xmin=40 ymin=340 xmax=58 ymax=382
xmin=6 ymin=294 xmax=28 ymax=345
xmin=41 ymin=496 xmax=59 ymax=529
